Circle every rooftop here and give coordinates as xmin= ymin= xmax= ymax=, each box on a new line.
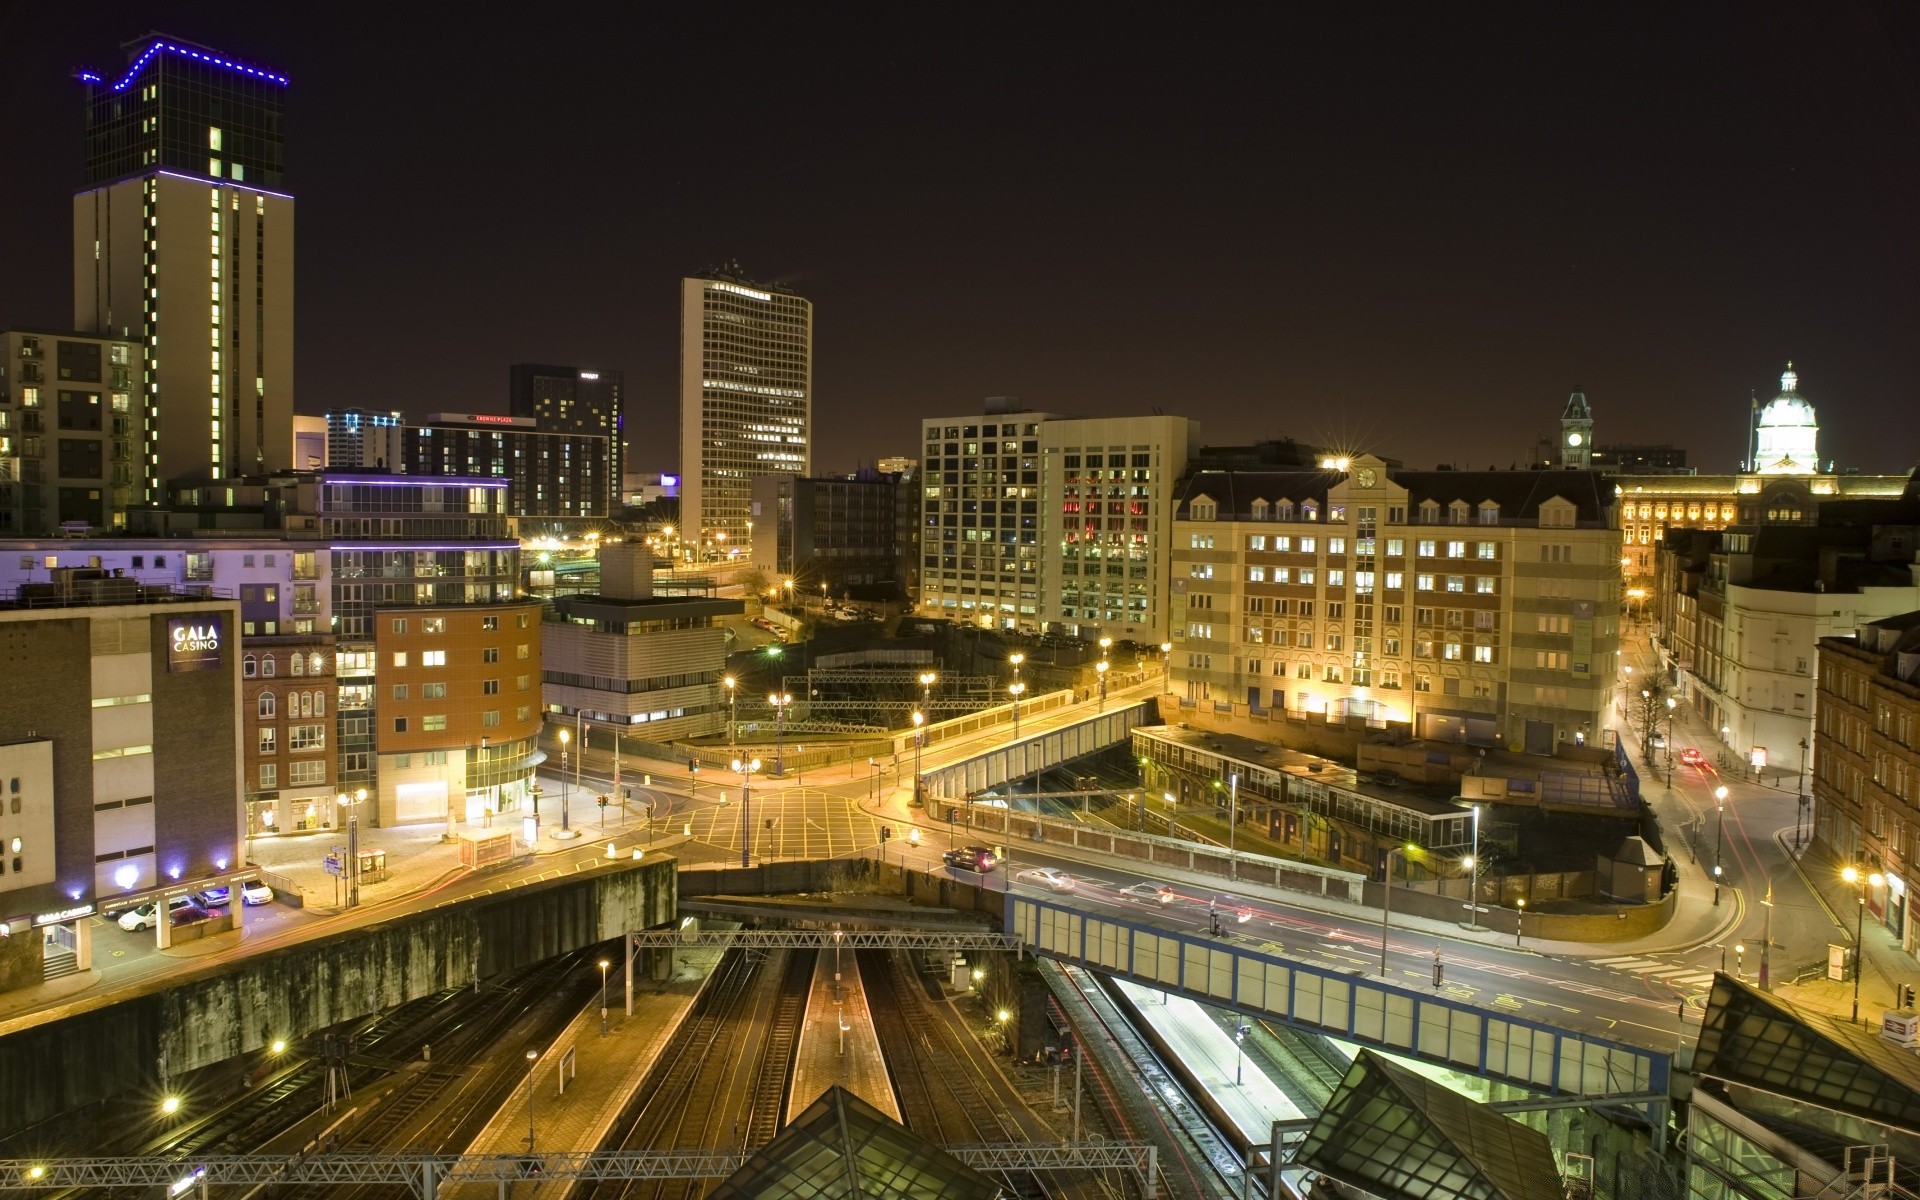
xmin=1135 ymin=724 xmax=1467 ymax=816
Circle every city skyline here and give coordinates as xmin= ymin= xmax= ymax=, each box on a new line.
xmin=4 ymin=10 xmax=1915 ymax=478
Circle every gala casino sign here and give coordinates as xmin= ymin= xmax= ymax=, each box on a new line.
xmin=167 ymin=615 xmax=225 ymax=673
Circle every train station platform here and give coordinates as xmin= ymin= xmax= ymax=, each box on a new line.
xmin=443 ymin=947 xmax=724 ymax=1196
xmin=788 ymin=944 xmax=899 ymax=1123
xmin=1110 ymin=978 xmax=1305 ymax=1146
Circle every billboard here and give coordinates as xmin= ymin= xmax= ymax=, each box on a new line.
xmin=166 ymin=615 xmax=225 ymax=673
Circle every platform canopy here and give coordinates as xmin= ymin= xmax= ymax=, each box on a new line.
xmin=707 ymin=1085 xmax=1002 ymax=1200
xmin=1692 ymin=972 xmax=1920 ymax=1139
xmin=1296 ymin=1049 xmax=1563 ymax=1200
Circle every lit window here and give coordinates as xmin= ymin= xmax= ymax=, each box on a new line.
xmin=422 ymin=650 xmax=447 ymax=667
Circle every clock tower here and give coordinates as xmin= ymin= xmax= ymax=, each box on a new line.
xmin=1558 ymin=387 xmax=1593 ymax=468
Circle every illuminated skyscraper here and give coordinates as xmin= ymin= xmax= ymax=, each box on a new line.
xmin=678 ymin=266 xmax=811 ymax=559
xmin=74 ymin=35 xmax=295 ymax=489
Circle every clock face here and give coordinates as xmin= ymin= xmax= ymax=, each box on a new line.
xmin=1567 ymin=432 xmax=1584 ymax=447
xmin=1354 ymin=468 xmax=1377 ymax=488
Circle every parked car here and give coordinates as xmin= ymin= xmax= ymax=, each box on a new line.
xmin=117 ymin=896 xmax=198 ymax=932
xmin=1649 ymin=732 xmax=1667 ymax=749
xmin=192 ymin=886 xmax=231 ymax=908
xmin=1119 ymin=882 xmax=1176 ymax=905
xmin=1679 ymin=747 xmax=1706 ymax=769
xmin=942 ymin=845 xmax=998 ymax=874
xmin=241 ymin=881 xmax=275 ymax=906
xmin=1016 ymin=867 xmax=1075 ymax=892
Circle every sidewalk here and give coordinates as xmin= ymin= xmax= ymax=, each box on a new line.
xmin=443 ymin=947 xmax=723 ymax=1196
xmin=1766 ymin=836 xmax=1913 ymax=1027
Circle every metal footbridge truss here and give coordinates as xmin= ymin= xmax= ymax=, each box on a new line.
xmin=2 ymin=1143 xmax=1157 ymax=1198
xmin=632 ymin=928 xmax=1024 ymax=952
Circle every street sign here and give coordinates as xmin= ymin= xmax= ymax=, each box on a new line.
xmin=322 ymin=854 xmax=343 ymax=877
xmin=1460 ymin=903 xmax=1490 ymax=913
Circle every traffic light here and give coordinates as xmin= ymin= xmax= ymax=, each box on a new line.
xmin=1900 ymin=983 xmax=1917 ymax=1011
xmin=879 ymin=826 xmax=892 ymax=842
xmin=597 ymin=794 xmax=608 ymax=809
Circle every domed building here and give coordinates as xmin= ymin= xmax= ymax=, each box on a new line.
xmin=1751 ymin=364 xmax=1820 ymax=474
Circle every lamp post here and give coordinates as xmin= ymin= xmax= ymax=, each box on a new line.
xmin=1712 ymin=785 xmax=1728 ymax=906
xmin=336 ymin=788 xmax=366 ymax=908
xmin=769 ymin=692 xmax=792 ymax=775
xmin=524 ymin=1049 xmax=538 ymax=1151
xmin=1664 ymin=696 xmax=1677 ymax=786
xmin=1378 ymin=845 xmax=1412 ymax=975
xmin=911 ymin=711 xmax=926 ymax=812
xmin=1160 ymin=642 xmax=1173 ymax=694
xmin=598 ymin=958 xmax=610 ymax=1036
xmin=1514 ymin=896 xmax=1526 ymax=946
xmin=1842 ymin=865 xmax=1884 ymax=1022
xmin=724 ymin=676 xmax=736 ymax=746
xmin=1097 ymin=637 xmax=1112 ymax=711
xmin=732 ymin=757 xmax=762 ymax=869
xmin=1227 ymin=772 xmax=1240 ymax=881
xmin=1008 ymin=681 xmax=1026 ymax=738
xmin=1795 ymin=737 xmax=1810 ymax=849
xmin=1234 ymin=1022 xmax=1251 ymax=1086
xmin=1465 ymin=804 xmax=1481 ymax=930
xmin=556 ymin=728 xmax=570 ymax=843
xmin=918 ymin=670 xmax=937 ymax=713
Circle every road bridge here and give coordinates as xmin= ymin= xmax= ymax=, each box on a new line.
xmin=1007 ymin=892 xmax=1671 ymax=1134
xmin=924 ymin=700 xmax=1154 ymax=799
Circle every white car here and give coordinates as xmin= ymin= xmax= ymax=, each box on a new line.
xmin=1119 ymin=882 xmax=1176 ymax=904
xmin=117 ymin=896 xmax=197 ymax=931
xmin=1016 ymin=867 xmax=1076 ymax=892
xmin=241 ymin=881 xmax=274 ymax=906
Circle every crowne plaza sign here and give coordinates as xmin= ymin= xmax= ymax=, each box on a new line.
xmin=167 ymin=615 xmax=224 ymax=673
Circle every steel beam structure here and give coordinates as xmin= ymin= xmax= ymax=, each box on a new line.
xmin=631 ymin=929 xmax=1023 ymax=952
xmin=1 ymin=1143 xmax=1154 ymax=1195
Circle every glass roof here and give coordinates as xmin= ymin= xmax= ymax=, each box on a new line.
xmin=708 ymin=1085 xmax=1003 ymax=1200
xmin=1296 ymin=1049 xmax=1563 ymax=1200
xmin=1692 ymin=973 xmax=1920 ymax=1138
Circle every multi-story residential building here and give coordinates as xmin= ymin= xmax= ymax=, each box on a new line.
xmin=750 ymin=469 xmax=916 ymax=601
xmin=0 ymin=580 xmax=241 ymax=989
xmin=916 ymin=401 xmax=1197 ymax=642
xmin=291 ymin=414 xmax=326 ymax=471
xmin=541 ymin=545 xmax=741 ymax=741
xmin=360 ymin=412 xmax=611 ymax=522
xmin=0 ymin=329 xmax=144 ymax=534
xmin=678 ymin=267 xmax=812 ymax=557
xmin=1170 ymin=454 xmax=1621 ymax=752
xmin=1659 ymin=498 xmax=1920 ymax=770
xmin=325 ymin=409 xmax=404 ymax=470
xmin=241 ymin=631 xmax=336 ymax=839
xmin=1814 ymin=611 xmax=1920 ymax=960
xmin=316 ymin=474 xmax=521 ymax=803
xmin=511 ymin=365 xmax=624 ymax=518
xmin=373 ymin=599 xmax=543 ymax=830
xmin=76 ymin=37 xmax=294 ymax=487
xmin=1618 ymin=368 xmax=1909 ymax=587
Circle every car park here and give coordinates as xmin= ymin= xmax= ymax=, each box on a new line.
xmin=1015 ymin=867 xmax=1075 ymax=892
xmin=943 ymin=845 xmax=998 ymax=873
xmin=241 ymin=881 xmax=274 ymax=906
xmin=1119 ymin=882 xmax=1176 ymax=904
xmin=117 ymin=896 xmax=199 ymax=932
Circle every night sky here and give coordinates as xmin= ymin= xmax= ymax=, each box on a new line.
xmin=6 ymin=5 xmax=1918 ymax=475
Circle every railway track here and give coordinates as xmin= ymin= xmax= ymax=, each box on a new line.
xmin=744 ymin=949 xmax=816 ymax=1148
xmin=859 ymin=950 xmax=1056 ymax=1200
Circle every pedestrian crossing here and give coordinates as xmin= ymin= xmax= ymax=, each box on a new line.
xmin=1589 ymin=954 xmax=1718 ymax=995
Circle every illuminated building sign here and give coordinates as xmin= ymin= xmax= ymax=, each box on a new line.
xmin=34 ymin=903 xmax=95 ymax=926
xmin=167 ymin=615 xmax=224 ymax=673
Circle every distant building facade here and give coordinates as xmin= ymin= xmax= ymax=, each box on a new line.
xmin=1170 ymin=454 xmax=1622 ymax=751
xmin=751 ymin=470 xmax=916 ymax=601
xmin=916 ymin=401 xmax=1197 ymax=642
xmin=373 ymin=412 xmax=611 ymax=521
xmin=510 ymin=364 xmax=624 ymax=517
xmin=1590 ymin=444 xmax=1687 ymax=473
xmin=325 ymin=409 xmax=403 ymax=470
xmin=0 ymin=328 xmax=143 ymax=534
xmin=678 ymin=269 xmax=812 ymax=559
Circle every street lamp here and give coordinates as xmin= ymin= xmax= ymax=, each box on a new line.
xmin=1465 ymin=804 xmax=1482 ymax=931
xmin=1514 ymin=896 xmax=1526 ymax=946
xmin=557 ymin=728 xmax=570 ymax=842
xmin=524 ymin=1049 xmax=539 ymax=1151
xmin=1712 ymin=784 xmax=1728 ymax=906
xmin=769 ymin=692 xmax=792 ymax=775
xmin=1096 ymin=659 xmax=1110 ymax=712
xmin=1008 ymin=681 xmax=1026 ymax=737
xmin=724 ymin=676 xmax=736 ymax=746
xmin=1160 ymin=642 xmax=1173 ymax=694
xmin=1665 ymin=696 xmax=1677 ymax=786
xmin=598 ymin=958 xmax=611 ymax=1036
xmin=912 ymin=711 xmax=926 ymax=810
xmin=336 ymin=788 xmax=366 ymax=907
xmin=1234 ymin=1022 xmax=1252 ymax=1085
xmin=732 ymin=757 xmax=763 ymax=869
xmin=1795 ymin=737 xmax=1810 ymax=849
xmin=918 ymin=670 xmax=937 ymax=712
xmin=1378 ymin=844 xmax=1413 ymax=975
xmin=1841 ymin=865 xmax=1884 ymax=1022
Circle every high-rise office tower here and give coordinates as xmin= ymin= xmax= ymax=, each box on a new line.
xmin=75 ymin=36 xmax=295 ymax=489
xmin=324 ymin=408 xmax=404 ymax=469
xmin=678 ymin=267 xmax=811 ymax=560
xmin=509 ymin=364 xmax=624 ymax=515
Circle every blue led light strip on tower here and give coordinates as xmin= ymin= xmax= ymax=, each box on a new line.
xmin=106 ymin=41 xmax=290 ymax=92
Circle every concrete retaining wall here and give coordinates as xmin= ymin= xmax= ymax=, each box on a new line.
xmin=0 ymin=855 xmax=674 ymax=1142
xmin=1362 ymin=877 xmax=1676 ymax=942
